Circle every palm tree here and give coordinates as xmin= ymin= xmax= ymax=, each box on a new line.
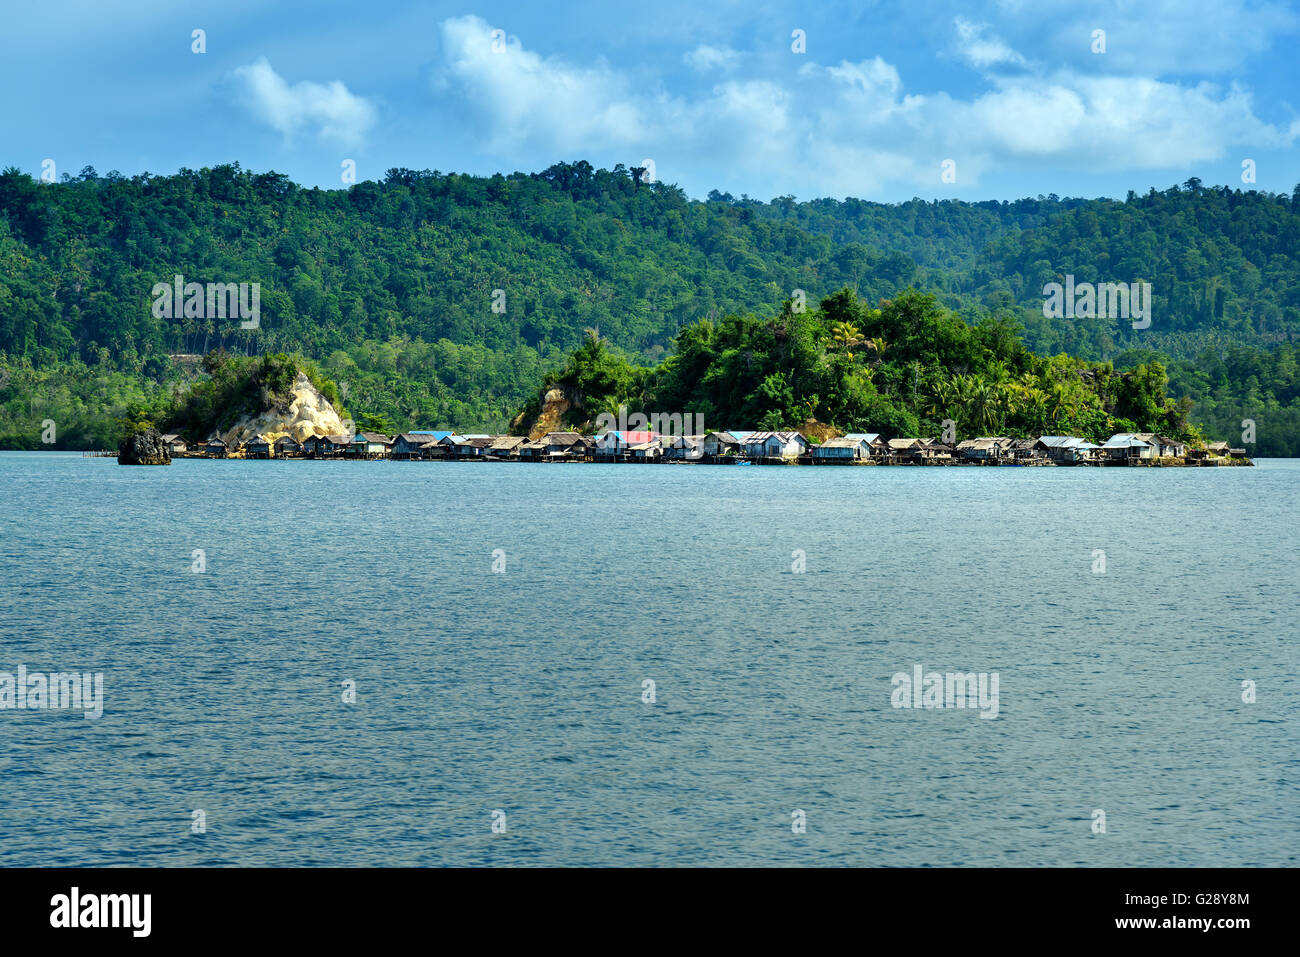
xmin=1048 ymin=382 xmax=1071 ymax=422
xmin=965 ymin=375 xmax=1000 ymax=434
xmin=996 ymin=381 xmax=1022 ymax=429
xmin=928 ymin=376 xmax=957 ymax=419
xmin=830 ymin=321 xmax=864 ymax=352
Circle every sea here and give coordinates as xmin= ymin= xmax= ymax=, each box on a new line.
xmin=0 ymin=452 xmax=1295 ymax=866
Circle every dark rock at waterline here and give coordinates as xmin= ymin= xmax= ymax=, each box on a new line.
xmin=117 ymin=428 xmax=172 ymax=465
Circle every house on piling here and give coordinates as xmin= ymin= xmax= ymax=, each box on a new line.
xmin=1191 ymin=440 xmax=1246 ymax=462
xmin=844 ymin=433 xmax=885 ymax=457
xmin=203 ymin=437 xmax=228 ymax=458
xmin=927 ymin=442 xmax=955 ymax=463
xmin=885 ymin=437 xmax=953 ymax=464
xmin=543 ymin=432 xmax=586 ymax=459
xmin=741 ymin=431 xmax=809 ymax=461
xmin=955 ymin=438 xmax=1002 ymax=461
xmin=629 ymin=441 xmax=663 ymax=461
xmin=464 ymin=435 xmax=498 ymax=457
xmin=160 ymin=434 xmax=188 ymax=456
xmin=392 ymin=431 xmax=452 ymax=460
xmin=439 ymin=434 xmax=494 ymax=458
xmin=485 ymin=436 xmax=527 ymax=459
xmin=303 ymin=434 xmax=342 ymax=457
xmin=1100 ymin=434 xmax=1153 ymax=461
xmin=324 ymin=434 xmax=353 ymax=457
xmin=517 ymin=439 xmax=546 ymax=460
xmin=702 ymin=431 xmax=743 ymax=459
xmin=1034 ymin=435 xmax=1098 ymax=463
xmin=812 ymin=434 xmax=877 ymax=462
xmin=245 ymin=435 xmax=272 ymax=459
xmin=391 ymin=433 xmax=427 ymax=459
xmin=885 ymin=438 xmax=927 ymax=463
xmin=666 ymin=435 xmax=707 ymax=461
xmin=274 ymin=436 xmax=303 ymax=458
xmin=956 ymin=437 xmax=1023 ymax=462
xmin=351 ymin=432 xmax=393 ymax=459
xmin=1132 ymin=434 xmax=1187 ymax=458
xmin=594 ymin=430 xmax=657 ymax=460
xmin=1005 ymin=438 xmax=1045 ymax=461
xmin=521 ymin=432 xmax=585 ymax=461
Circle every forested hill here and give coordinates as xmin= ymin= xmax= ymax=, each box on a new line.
xmin=0 ymin=162 xmax=1298 ymax=450
xmin=742 ymin=182 xmax=1300 ymax=359
xmin=517 ymin=288 xmax=1197 ymax=447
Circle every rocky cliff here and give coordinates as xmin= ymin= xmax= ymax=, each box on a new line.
xmin=218 ymin=372 xmax=351 ymax=447
xmin=117 ymin=428 xmax=171 ymax=465
xmin=510 ymin=387 xmax=572 ymax=440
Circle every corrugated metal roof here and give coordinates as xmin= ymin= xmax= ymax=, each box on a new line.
xmin=1037 ymin=435 xmax=1087 ymax=447
xmin=1102 ymin=434 xmax=1150 ymax=448
xmin=743 ymin=431 xmax=806 ymax=444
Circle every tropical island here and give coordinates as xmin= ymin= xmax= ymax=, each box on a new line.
xmin=0 ymin=163 xmax=1295 ymax=456
xmin=102 ymin=287 xmax=1250 ymax=467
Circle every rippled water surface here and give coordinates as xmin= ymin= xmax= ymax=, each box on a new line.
xmin=0 ymin=452 xmax=1296 ymax=866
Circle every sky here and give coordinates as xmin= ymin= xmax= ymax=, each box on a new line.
xmin=3 ymin=0 xmax=1299 ymax=203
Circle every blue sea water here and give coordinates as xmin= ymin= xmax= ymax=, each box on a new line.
xmin=0 ymin=452 xmax=1296 ymax=866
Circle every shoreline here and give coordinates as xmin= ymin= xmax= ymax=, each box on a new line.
xmin=79 ymin=449 xmax=1254 ymax=467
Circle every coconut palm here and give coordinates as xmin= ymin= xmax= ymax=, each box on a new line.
xmin=830 ymin=321 xmax=864 ymax=352
xmin=866 ymin=337 xmax=887 ymax=364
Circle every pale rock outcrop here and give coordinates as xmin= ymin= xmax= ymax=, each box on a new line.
xmin=219 ymin=373 xmax=351 ymax=448
xmin=524 ymin=388 xmax=571 ymax=440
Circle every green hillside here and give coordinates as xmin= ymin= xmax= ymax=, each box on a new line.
xmin=517 ymin=288 xmax=1197 ymax=446
xmin=1 ymin=162 xmax=1298 ymax=452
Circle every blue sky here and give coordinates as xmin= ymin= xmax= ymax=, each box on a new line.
xmin=4 ymin=0 xmax=1299 ymax=202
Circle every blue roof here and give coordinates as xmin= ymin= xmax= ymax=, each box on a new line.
xmin=411 ymin=431 xmax=453 ymax=441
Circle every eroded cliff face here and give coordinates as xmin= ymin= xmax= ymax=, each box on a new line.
xmin=525 ymin=388 xmax=571 ymax=440
xmin=219 ymin=373 xmax=350 ymax=446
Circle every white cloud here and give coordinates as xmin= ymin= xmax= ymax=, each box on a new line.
xmin=231 ymin=57 xmax=376 ymax=146
xmin=954 ymin=18 xmax=1028 ymax=69
xmin=431 ymin=16 xmax=1298 ymax=198
xmin=958 ymin=75 xmax=1293 ymax=166
xmin=1015 ymin=0 xmax=1300 ymax=75
xmin=684 ymin=44 xmax=741 ymax=72
xmin=437 ymin=15 xmax=646 ymax=152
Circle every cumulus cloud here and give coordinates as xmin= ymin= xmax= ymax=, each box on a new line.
xmin=231 ymin=57 xmax=376 ymax=146
xmin=954 ymin=18 xmax=1028 ymax=69
xmin=1032 ymin=0 xmax=1300 ymax=75
xmin=437 ymin=15 xmax=645 ymax=151
xmin=431 ymin=15 xmax=1297 ymax=198
xmin=684 ymin=44 xmax=741 ymax=72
